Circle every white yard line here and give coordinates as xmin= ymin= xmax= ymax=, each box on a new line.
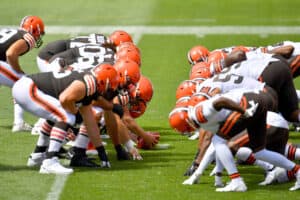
xmin=46 ymin=174 xmax=69 ymax=200
xmin=2 ymin=25 xmax=300 ymax=43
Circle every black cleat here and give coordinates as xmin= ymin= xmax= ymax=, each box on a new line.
xmin=70 ymin=155 xmax=100 ymax=168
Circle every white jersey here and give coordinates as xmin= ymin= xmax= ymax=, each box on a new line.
xmin=196 ymin=73 xmax=265 ymax=98
xmin=220 ymin=55 xmax=279 ymax=80
xmin=266 ymin=111 xmax=289 ymax=129
xmin=189 ymin=89 xmax=245 ymax=133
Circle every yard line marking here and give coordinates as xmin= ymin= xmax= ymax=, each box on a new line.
xmin=46 ymin=174 xmax=69 ymax=200
xmin=3 ymin=25 xmax=300 ymax=43
xmin=3 ymin=25 xmax=300 ymax=35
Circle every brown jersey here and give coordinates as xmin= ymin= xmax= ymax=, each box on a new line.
xmin=37 ymin=34 xmax=108 ymax=61
xmin=0 ymin=28 xmax=35 ymax=61
xmin=27 ymin=70 xmax=99 ymax=106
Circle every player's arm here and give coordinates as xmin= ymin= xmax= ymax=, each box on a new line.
xmin=223 ymin=50 xmax=247 ymax=67
xmin=212 ymin=96 xmax=245 ymax=114
xmin=268 ymin=45 xmax=294 ymax=58
xmin=59 ymin=80 xmax=86 ymax=114
xmin=6 ymin=39 xmax=29 ymax=73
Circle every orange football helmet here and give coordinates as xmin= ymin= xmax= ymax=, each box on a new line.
xmin=114 ymin=58 xmax=141 ymax=87
xmin=109 ymin=30 xmax=133 ymax=46
xmin=175 ymin=80 xmax=197 ymax=100
xmin=207 ymin=50 xmax=228 ymax=74
xmin=232 ymin=45 xmax=251 ymax=53
xmin=187 ymin=45 xmax=210 ymax=65
xmin=129 ymin=99 xmax=147 ymax=118
xmin=189 ymin=92 xmax=209 ymax=106
xmin=116 ymin=47 xmax=141 ymax=66
xmin=92 ymin=63 xmax=119 ymax=94
xmin=20 ymin=16 xmax=45 ymax=48
xmin=130 ymin=75 xmax=153 ymax=102
xmin=117 ymin=42 xmax=141 ymax=54
xmin=175 ymin=96 xmax=191 ymax=107
xmin=189 ymin=63 xmax=212 ymax=80
xmin=207 ymin=50 xmax=227 ymax=64
xmin=190 ymin=62 xmax=210 ymax=75
xmin=169 ymin=107 xmax=196 ymax=134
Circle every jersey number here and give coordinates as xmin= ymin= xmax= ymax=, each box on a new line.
xmin=0 ymin=29 xmax=17 ymax=44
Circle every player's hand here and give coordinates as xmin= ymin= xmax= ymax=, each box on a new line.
xmin=184 ymin=161 xmax=199 ymax=176
xmin=129 ymin=147 xmax=143 ymax=160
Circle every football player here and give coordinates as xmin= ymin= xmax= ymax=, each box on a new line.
xmin=172 ymin=88 xmax=300 ymax=192
xmin=12 ymin=63 xmax=123 ymax=174
xmin=0 ymin=16 xmax=45 ymax=132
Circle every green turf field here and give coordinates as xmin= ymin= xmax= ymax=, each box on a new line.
xmin=1 ymin=1 xmax=300 ymax=200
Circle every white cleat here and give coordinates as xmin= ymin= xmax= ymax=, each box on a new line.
xmin=216 ymin=179 xmax=247 ymax=192
xmin=258 ymin=167 xmax=278 ymax=186
xmin=39 ymin=157 xmax=73 ymax=175
xmin=182 ymin=174 xmax=200 ymax=185
xmin=31 ymin=126 xmax=41 ymax=135
xmin=188 ymin=131 xmax=199 ymax=140
xmin=27 ymin=152 xmax=46 ymax=167
xmin=12 ymin=122 xmax=32 ymax=133
xmin=290 ymin=171 xmax=300 ymax=191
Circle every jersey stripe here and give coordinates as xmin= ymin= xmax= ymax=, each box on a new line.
xmin=29 ymin=83 xmax=67 ymax=122
xmin=195 ymin=105 xmax=207 ymax=123
xmin=231 ymin=133 xmax=249 ymax=148
xmin=83 ymin=74 xmax=97 ymax=96
xmin=23 ymin=33 xmax=36 ymax=49
xmin=0 ymin=64 xmax=19 ymax=82
xmin=220 ymin=96 xmax=247 ymax=135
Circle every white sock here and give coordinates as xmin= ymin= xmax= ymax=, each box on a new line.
xmin=13 ymin=102 xmax=24 ymax=124
xmin=34 ymin=118 xmax=46 ymax=127
xmin=285 ymin=144 xmax=300 ymax=160
xmin=255 ymin=148 xmax=296 ymax=171
xmin=215 ymin=156 xmax=224 ymax=174
xmin=74 ymin=133 xmax=89 ymax=149
xmin=194 ymin=142 xmax=215 ymax=176
xmin=37 ymin=132 xmax=50 ymax=147
xmin=236 ymin=147 xmax=274 ymax=171
xmin=212 ymin=135 xmax=239 ymax=175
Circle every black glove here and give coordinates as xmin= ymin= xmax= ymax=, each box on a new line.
xmin=112 ymin=103 xmax=124 ymax=118
xmin=184 ymin=161 xmax=199 ymax=176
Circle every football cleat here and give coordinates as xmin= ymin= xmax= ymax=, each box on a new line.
xmin=216 ymin=179 xmax=247 ymax=192
xmin=31 ymin=125 xmax=41 ymax=135
xmin=27 ymin=152 xmax=46 ymax=167
xmin=258 ymin=167 xmax=277 ymax=186
xmin=39 ymin=157 xmax=73 ymax=175
xmin=12 ymin=122 xmax=32 ymax=132
xmin=182 ymin=173 xmax=201 ymax=185
xmin=70 ymin=155 xmax=100 ymax=168
xmin=290 ymin=170 xmax=300 ymax=191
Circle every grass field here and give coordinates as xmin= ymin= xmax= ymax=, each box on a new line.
xmin=1 ymin=1 xmax=300 ymax=200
